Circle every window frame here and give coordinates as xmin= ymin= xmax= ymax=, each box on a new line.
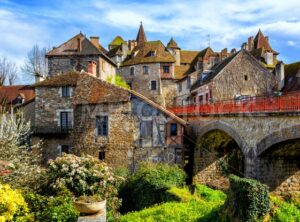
xmin=178 ymin=82 xmax=182 ymax=92
xmin=60 ymin=111 xmax=73 ymax=129
xmin=96 ymin=115 xmax=109 ymax=136
xmin=186 ymin=77 xmax=191 ymax=89
xmin=143 ymin=65 xmax=149 ymax=74
xmin=163 ymin=65 xmax=170 ymax=74
xmin=150 ymin=80 xmax=157 ymax=90
xmin=130 ymin=66 xmax=135 ymax=76
xmin=170 ymin=123 xmax=178 ymax=136
xmin=61 ymin=86 xmax=71 ymax=97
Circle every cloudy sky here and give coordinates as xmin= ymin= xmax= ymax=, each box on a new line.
xmin=1 ymin=0 xmax=300 ymax=83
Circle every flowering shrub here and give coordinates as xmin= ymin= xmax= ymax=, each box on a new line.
xmin=46 ymin=154 xmax=123 ymax=219
xmin=0 ymin=183 xmax=33 ymax=222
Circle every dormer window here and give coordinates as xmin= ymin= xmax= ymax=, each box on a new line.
xmin=61 ymin=86 xmax=72 ymax=97
xmin=149 ymin=50 xmax=156 ymax=57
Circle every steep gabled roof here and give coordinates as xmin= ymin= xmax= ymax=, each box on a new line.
xmin=167 ymin=38 xmax=180 ymax=49
xmin=253 ymin=30 xmax=278 ymax=54
xmin=180 ymin=50 xmax=200 ymax=64
xmin=174 ymin=65 xmax=191 ymax=80
xmin=136 ymin=23 xmax=147 ymax=46
xmin=109 ymin=36 xmax=126 ymax=47
xmin=0 ymin=85 xmax=35 ymax=105
xmin=107 ymin=45 xmax=123 ymax=57
xmin=121 ymin=41 xmax=175 ymax=66
xmin=32 ymin=71 xmax=81 ymax=87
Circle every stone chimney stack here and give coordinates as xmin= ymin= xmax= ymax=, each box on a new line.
xmin=248 ymin=36 xmax=254 ymax=51
xmin=128 ymin=40 xmax=137 ymax=51
xmin=77 ymin=37 xmax=82 ymax=52
xmin=90 ymin=36 xmax=100 ymax=48
xmin=87 ymin=61 xmax=97 ymax=76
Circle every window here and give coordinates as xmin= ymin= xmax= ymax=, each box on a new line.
xmin=199 ymin=95 xmax=204 ymax=104
xmin=149 ymin=51 xmax=156 ymax=57
xmin=205 ymin=93 xmax=209 ymax=103
xmin=178 ymin=82 xmax=182 ymax=92
xmin=140 ymin=121 xmax=153 ymax=139
xmin=62 ymin=86 xmax=71 ymax=97
xmin=16 ymin=95 xmax=24 ymax=104
xmin=57 ymin=145 xmax=71 ymax=156
xmin=143 ymin=66 xmax=149 ymax=74
xmin=60 ymin=111 xmax=73 ymax=129
xmin=130 ymin=67 xmax=135 ymax=76
xmin=186 ymin=77 xmax=191 ymax=89
xmin=99 ymin=150 xmax=105 ymax=160
xmin=163 ymin=65 xmax=170 ymax=73
xmin=170 ymin=123 xmax=178 ymax=136
xmin=96 ymin=116 xmax=108 ymax=136
xmin=244 ymin=75 xmax=248 ymax=81
xmin=150 ymin=80 xmax=157 ymax=90
xmin=70 ymin=59 xmax=76 ymax=66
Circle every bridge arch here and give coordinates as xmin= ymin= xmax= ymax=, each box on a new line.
xmin=196 ymin=121 xmax=250 ymax=156
xmin=257 ymin=125 xmax=300 ymax=156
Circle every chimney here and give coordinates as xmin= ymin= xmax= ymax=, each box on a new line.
xmin=221 ymin=48 xmax=227 ymax=59
xmin=231 ymin=48 xmax=237 ymax=54
xmin=128 ymin=40 xmax=137 ymax=51
xmin=265 ymin=36 xmax=269 ymax=43
xmin=275 ymin=62 xmax=285 ymax=90
xmin=87 ymin=61 xmax=97 ymax=76
xmin=90 ymin=36 xmax=100 ymax=48
xmin=248 ymin=36 xmax=254 ymax=51
xmin=77 ymin=37 xmax=82 ymax=52
xmin=241 ymin=42 xmax=247 ymax=50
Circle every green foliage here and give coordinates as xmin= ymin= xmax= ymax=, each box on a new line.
xmin=45 ymin=154 xmax=124 ymax=220
xmin=270 ymin=196 xmax=300 ymax=222
xmin=25 ymin=190 xmax=79 ymax=222
xmin=224 ymin=175 xmax=270 ymax=222
xmin=194 ymin=184 xmax=227 ymax=203
xmin=107 ymin=74 xmax=130 ymax=89
xmin=120 ymin=185 xmax=228 ymax=222
xmin=0 ymin=183 xmax=33 ymax=222
xmin=119 ymin=162 xmax=186 ymax=212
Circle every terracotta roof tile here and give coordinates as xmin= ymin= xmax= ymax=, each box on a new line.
xmin=136 ymin=23 xmax=147 ymax=46
xmin=121 ymin=41 xmax=175 ymax=66
xmin=0 ymin=85 xmax=35 ymax=105
xmin=254 ymin=30 xmax=278 ymax=54
xmin=109 ymin=36 xmax=126 ymax=47
xmin=32 ymin=71 xmax=81 ymax=87
xmin=174 ymin=65 xmax=192 ymax=80
xmin=167 ymin=38 xmax=180 ymax=49
xmin=180 ymin=50 xmax=200 ymax=64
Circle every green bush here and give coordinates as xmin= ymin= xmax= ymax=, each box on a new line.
xmin=224 ymin=175 xmax=270 ymax=222
xmin=45 ymin=154 xmax=123 ymax=219
xmin=25 ymin=190 xmax=79 ymax=222
xmin=26 ymin=189 xmax=79 ymax=222
xmin=119 ymin=162 xmax=186 ymax=212
xmin=270 ymin=196 xmax=300 ymax=222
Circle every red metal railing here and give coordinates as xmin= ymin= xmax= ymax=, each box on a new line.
xmin=169 ymin=91 xmax=300 ymax=115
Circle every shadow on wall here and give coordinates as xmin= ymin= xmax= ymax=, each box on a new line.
xmin=257 ymin=138 xmax=300 ymax=195
xmin=193 ymin=130 xmax=245 ymax=189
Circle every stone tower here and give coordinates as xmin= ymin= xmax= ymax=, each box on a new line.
xmin=167 ymin=37 xmax=181 ymax=66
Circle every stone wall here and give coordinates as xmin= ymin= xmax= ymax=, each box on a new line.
xmin=211 ymin=51 xmax=278 ymax=101
xmin=48 ymin=56 xmax=115 ymax=80
xmin=119 ymin=63 xmax=165 ymax=106
xmin=161 ymin=79 xmax=177 ymax=108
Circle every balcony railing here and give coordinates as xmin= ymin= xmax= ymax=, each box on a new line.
xmin=169 ymin=91 xmax=300 ymax=116
xmin=32 ymin=126 xmax=73 ymax=134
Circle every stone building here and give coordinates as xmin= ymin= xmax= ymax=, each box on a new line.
xmin=190 ymin=49 xmax=278 ymax=103
xmin=32 ymin=70 xmax=187 ymax=169
xmin=46 ymin=33 xmax=117 ymax=81
xmin=243 ymin=30 xmax=285 ymax=89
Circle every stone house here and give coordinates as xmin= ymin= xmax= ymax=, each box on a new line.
xmin=46 ymin=33 xmax=117 ymax=81
xmin=190 ymin=49 xmax=278 ymax=104
xmin=32 ymin=70 xmax=187 ymax=169
xmin=282 ymin=61 xmax=300 ymax=92
xmin=243 ymin=30 xmax=285 ymax=89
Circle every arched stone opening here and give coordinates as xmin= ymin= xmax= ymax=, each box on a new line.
xmin=257 ymin=138 xmax=300 ymax=196
xmin=193 ymin=129 xmax=245 ymax=190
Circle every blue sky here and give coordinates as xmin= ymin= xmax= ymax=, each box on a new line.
xmin=1 ymin=0 xmax=300 ymax=83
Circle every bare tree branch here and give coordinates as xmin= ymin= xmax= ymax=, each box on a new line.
xmin=0 ymin=57 xmax=18 ymax=86
xmin=22 ymin=44 xmax=49 ymax=78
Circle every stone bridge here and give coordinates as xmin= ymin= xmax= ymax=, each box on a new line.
xmin=183 ymin=113 xmax=300 ymax=195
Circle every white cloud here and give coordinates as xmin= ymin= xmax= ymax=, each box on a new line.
xmin=288 ymin=40 xmax=296 ymax=46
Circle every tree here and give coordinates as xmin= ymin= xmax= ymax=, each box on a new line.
xmin=22 ymin=44 xmax=49 ymax=79
xmin=0 ymin=57 xmax=17 ymax=86
xmin=107 ymin=74 xmax=130 ymax=89
xmin=0 ymin=110 xmax=43 ymax=190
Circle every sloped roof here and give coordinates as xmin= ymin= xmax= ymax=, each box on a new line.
xmin=121 ymin=41 xmax=175 ymax=66
xmin=107 ymin=45 xmax=123 ymax=57
xmin=109 ymin=36 xmax=126 ymax=47
xmin=180 ymin=50 xmax=200 ymax=64
xmin=167 ymin=38 xmax=180 ymax=49
xmin=254 ymin=30 xmax=278 ymax=54
xmin=136 ymin=23 xmax=147 ymax=46
xmin=0 ymin=85 xmax=35 ymax=105
xmin=32 ymin=71 xmax=81 ymax=87
xmin=174 ymin=65 xmax=191 ymax=80
xmin=285 ymin=61 xmax=300 ymax=79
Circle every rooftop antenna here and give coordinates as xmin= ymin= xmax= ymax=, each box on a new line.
xmin=207 ymin=34 xmax=210 ymax=47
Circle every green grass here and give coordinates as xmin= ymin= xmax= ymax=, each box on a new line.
xmin=270 ymin=196 xmax=300 ymax=222
xmin=120 ymin=185 xmax=227 ymax=222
